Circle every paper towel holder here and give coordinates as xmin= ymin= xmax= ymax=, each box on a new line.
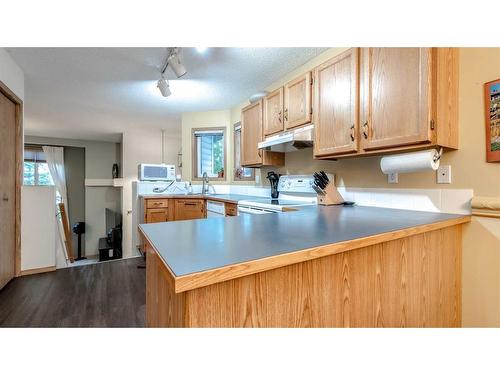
xmin=433 ymin=147 xmax=444 ymax=162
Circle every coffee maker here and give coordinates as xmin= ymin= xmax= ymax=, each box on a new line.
xmin=267 ymin=171 xmax=280 ymax=199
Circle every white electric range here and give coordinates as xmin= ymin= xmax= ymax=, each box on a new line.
xmin=237 ymin=175 xmax=317 ymax=215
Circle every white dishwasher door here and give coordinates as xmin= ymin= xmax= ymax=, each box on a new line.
xmin=206 ymin=200 xmax=225 ymax=217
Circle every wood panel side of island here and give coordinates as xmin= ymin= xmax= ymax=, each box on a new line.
xmin=145 ymin=243 xmax=185 ymax=327
xmin=146 ymin=225 xmax=463 ymax=328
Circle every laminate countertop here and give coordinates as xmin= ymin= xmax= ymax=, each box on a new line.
xmin=139 ymin=205 xmax=470 ymax=292
xmin=140 ymin=193 xmax=265 ymax=204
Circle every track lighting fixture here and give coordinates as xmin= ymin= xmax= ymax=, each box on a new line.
xmin=157 ymin=47 xmax=187 ymax=97
xmin=157 ymin=75 xmax=171 ymax=97
xmin=167 ymin=49 xmax=187 ymax=78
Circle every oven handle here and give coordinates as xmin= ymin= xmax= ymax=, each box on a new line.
xmin=237 ymin=206 xmax=276 ymax=215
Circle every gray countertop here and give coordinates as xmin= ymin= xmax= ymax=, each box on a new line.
xmin=139 ymin=205 xmax=468 ymax=278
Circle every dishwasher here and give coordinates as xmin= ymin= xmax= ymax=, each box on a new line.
xmin=206 ymin=200 xmax=226 ymax=218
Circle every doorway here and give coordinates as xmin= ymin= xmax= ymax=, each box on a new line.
xmin=0 ymin=80 xmax=22 ymax=289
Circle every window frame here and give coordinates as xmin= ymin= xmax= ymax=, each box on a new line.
xmin=23 ymin=144 xmax=54 ymax=186
xmin=233 ymin=122 xmax=255 ymax=181
xmin=191 ymin=127 xmax=227 ymax=181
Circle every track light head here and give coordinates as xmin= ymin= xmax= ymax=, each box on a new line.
xmin=168 ymin=50 xmax=187 ymax=78
xmin=157 ymin=76 xmax=171 ymax=97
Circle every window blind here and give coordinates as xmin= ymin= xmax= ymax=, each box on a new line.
xmin=24 ymin=145 xmax=47 ymax=162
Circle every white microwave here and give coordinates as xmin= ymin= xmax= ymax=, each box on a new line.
xmin=138 ymin=164 xmax=176 ymax=181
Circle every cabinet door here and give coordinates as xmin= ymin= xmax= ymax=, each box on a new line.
xmin=284 ymin=72 xmax=312 ymax=130
xmin=263 ymin=87 xmax=284 ymax=136
xmin=360 ymin=48 xmax=432 ymax=151
xmin=146 ymin=208 xmax=169 ymax=223
xmin=174 ymin=199 xmax=205 ymax=221
xmin=313 ymin=48 xmax=359 ymax=157
xmin=241 ymin=100 xmax=263 ymax=166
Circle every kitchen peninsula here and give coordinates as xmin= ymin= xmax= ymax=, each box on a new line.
xmin=139 ymin=205 xmax=470 ymax=328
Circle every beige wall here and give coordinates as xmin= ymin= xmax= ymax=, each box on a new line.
xmin=181 ymin=110 xmax=232 ymax=183
xmin=121 ymin=127 xmax=181 ymax=257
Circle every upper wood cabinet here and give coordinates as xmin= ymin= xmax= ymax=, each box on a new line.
xmin=313 ymin=48 xmax=359 ymax=157
xmin=241 ymin=100 xmax=264 ymax=166
xmin=314 ymin=47 xmax=458 ymax=160
xmin=241 ymin=100 xmax=285 ymax=168
xmin=263 ymin=88 xmax=284 ymax=136
xmin=284 ymin=72 xmax=312 ymax=130
xmin=360 ymin=48 xmax=432 ymax=151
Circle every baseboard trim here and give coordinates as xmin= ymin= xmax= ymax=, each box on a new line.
xmin=20 ymin=266 xmax=56 ymax=276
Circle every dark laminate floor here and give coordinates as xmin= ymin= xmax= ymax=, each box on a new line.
xmin=0 ymin=257 xmax=145 ymax=327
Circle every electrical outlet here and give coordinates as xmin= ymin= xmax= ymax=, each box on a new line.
xmin=387 ymin=172 xmax=398 ymax=184
xmin=437 ymin=165 xmax=452 ymax=184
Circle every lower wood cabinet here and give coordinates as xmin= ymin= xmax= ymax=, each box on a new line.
xmin=145 ymin=208 xmax=169 ymax=223
xmin=225 ymin=202 xmax=237 ymax=216
xmin=173 ymin=199 xmax=206 ymax=221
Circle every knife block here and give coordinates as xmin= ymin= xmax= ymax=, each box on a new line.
xmin=317 ymin=183 xmax=345 ymax=206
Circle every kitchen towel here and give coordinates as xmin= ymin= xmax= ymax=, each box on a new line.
xmin=380 ymin=149 xmax=440 ymax=174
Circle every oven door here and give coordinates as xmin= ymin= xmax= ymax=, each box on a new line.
xmin=237 ymin=205 xmax=277 ymax=215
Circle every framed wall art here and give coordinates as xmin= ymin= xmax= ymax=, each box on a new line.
xmin=484 ymin=78 xmax=500 ymax=162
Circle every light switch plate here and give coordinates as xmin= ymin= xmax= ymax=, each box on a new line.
xmin=437 ymin=165 xmax=452 ymax=184
xmin=388 ymin=172 xmax=398 ymax=184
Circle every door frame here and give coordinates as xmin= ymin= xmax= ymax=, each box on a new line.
xmin=0 ymin=79 xmax=23 ymax=277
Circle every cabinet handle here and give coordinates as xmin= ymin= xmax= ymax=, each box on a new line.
xmin=278 ymin=110 xmax=282 ymax=123
xmin=362 ymin=121 xmax=368 ymax=139
xmin=350 ymin=124 xmax=355 ymax=142
xmin=284 ymin=108 xmax=288 ymax=121
xmin=184 ymin=202 xmax=198 ymax=206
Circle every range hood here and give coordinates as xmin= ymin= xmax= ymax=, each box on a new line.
xmin=258 ymin=124 xmax=314 ymax=152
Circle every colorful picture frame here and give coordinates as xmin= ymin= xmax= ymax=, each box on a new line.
xmin=484 ymin=78 xmax=500 ymax=162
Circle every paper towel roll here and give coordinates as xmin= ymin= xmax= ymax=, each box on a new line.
xmin=380 ymin=149 xmax=440 ymax=174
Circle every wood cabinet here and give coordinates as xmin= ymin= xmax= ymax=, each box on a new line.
xmin=146 ymin=208 xmax=169 ymax=223
xmin=284 ymin=72 xmax=312 ymax=130
xmin=314 ymin=47 xmax=458 ymax=160
xmin=263 ymin=73 xmax=313 ymax=135
xmin=173 ymin=199 xmax=206 ymax=221
xmin=360 ymin=48 xmax=432 ymax=151
xmin=225 ymin=202 xmax=237 ymax=216
xmin=241 ymin=100 xmax=264 ymax=166
xmin=263 ymin=87 xmax=284 ymax=136
xmin=241 ymin=100 xmax=284 ymax=168
xmin=313 ymin=48 xmax=358 ymax=157
xmin=144 ymin=198 xmax=170 ymax=223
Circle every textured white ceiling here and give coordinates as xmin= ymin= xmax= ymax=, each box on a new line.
xmin=7 ymin=47 xmax=326 ymax=142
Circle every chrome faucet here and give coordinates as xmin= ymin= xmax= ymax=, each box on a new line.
xmin=202 ymin=172 xmax=210 ymax=194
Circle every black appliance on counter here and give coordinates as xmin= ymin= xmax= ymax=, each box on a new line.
xmin=267 ymin=171 xmax=280 ymax=199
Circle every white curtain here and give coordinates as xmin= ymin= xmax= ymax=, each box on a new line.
xmin=42 ymin=146 xmax=70 ymax=262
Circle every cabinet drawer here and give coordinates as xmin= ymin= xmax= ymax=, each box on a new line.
xmin=173 ymin=199 xmax=206 ymax=221
xmin=225 ymin=203 xmax=238 ymax=216
xmin=146 ymin=199 xmax=169 ymax=208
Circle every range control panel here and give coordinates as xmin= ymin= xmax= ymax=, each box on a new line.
xmin=278 ymin=174 xmax=335 ymax=193
xmin=277 ymin=175 xmax=314 ymax=193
